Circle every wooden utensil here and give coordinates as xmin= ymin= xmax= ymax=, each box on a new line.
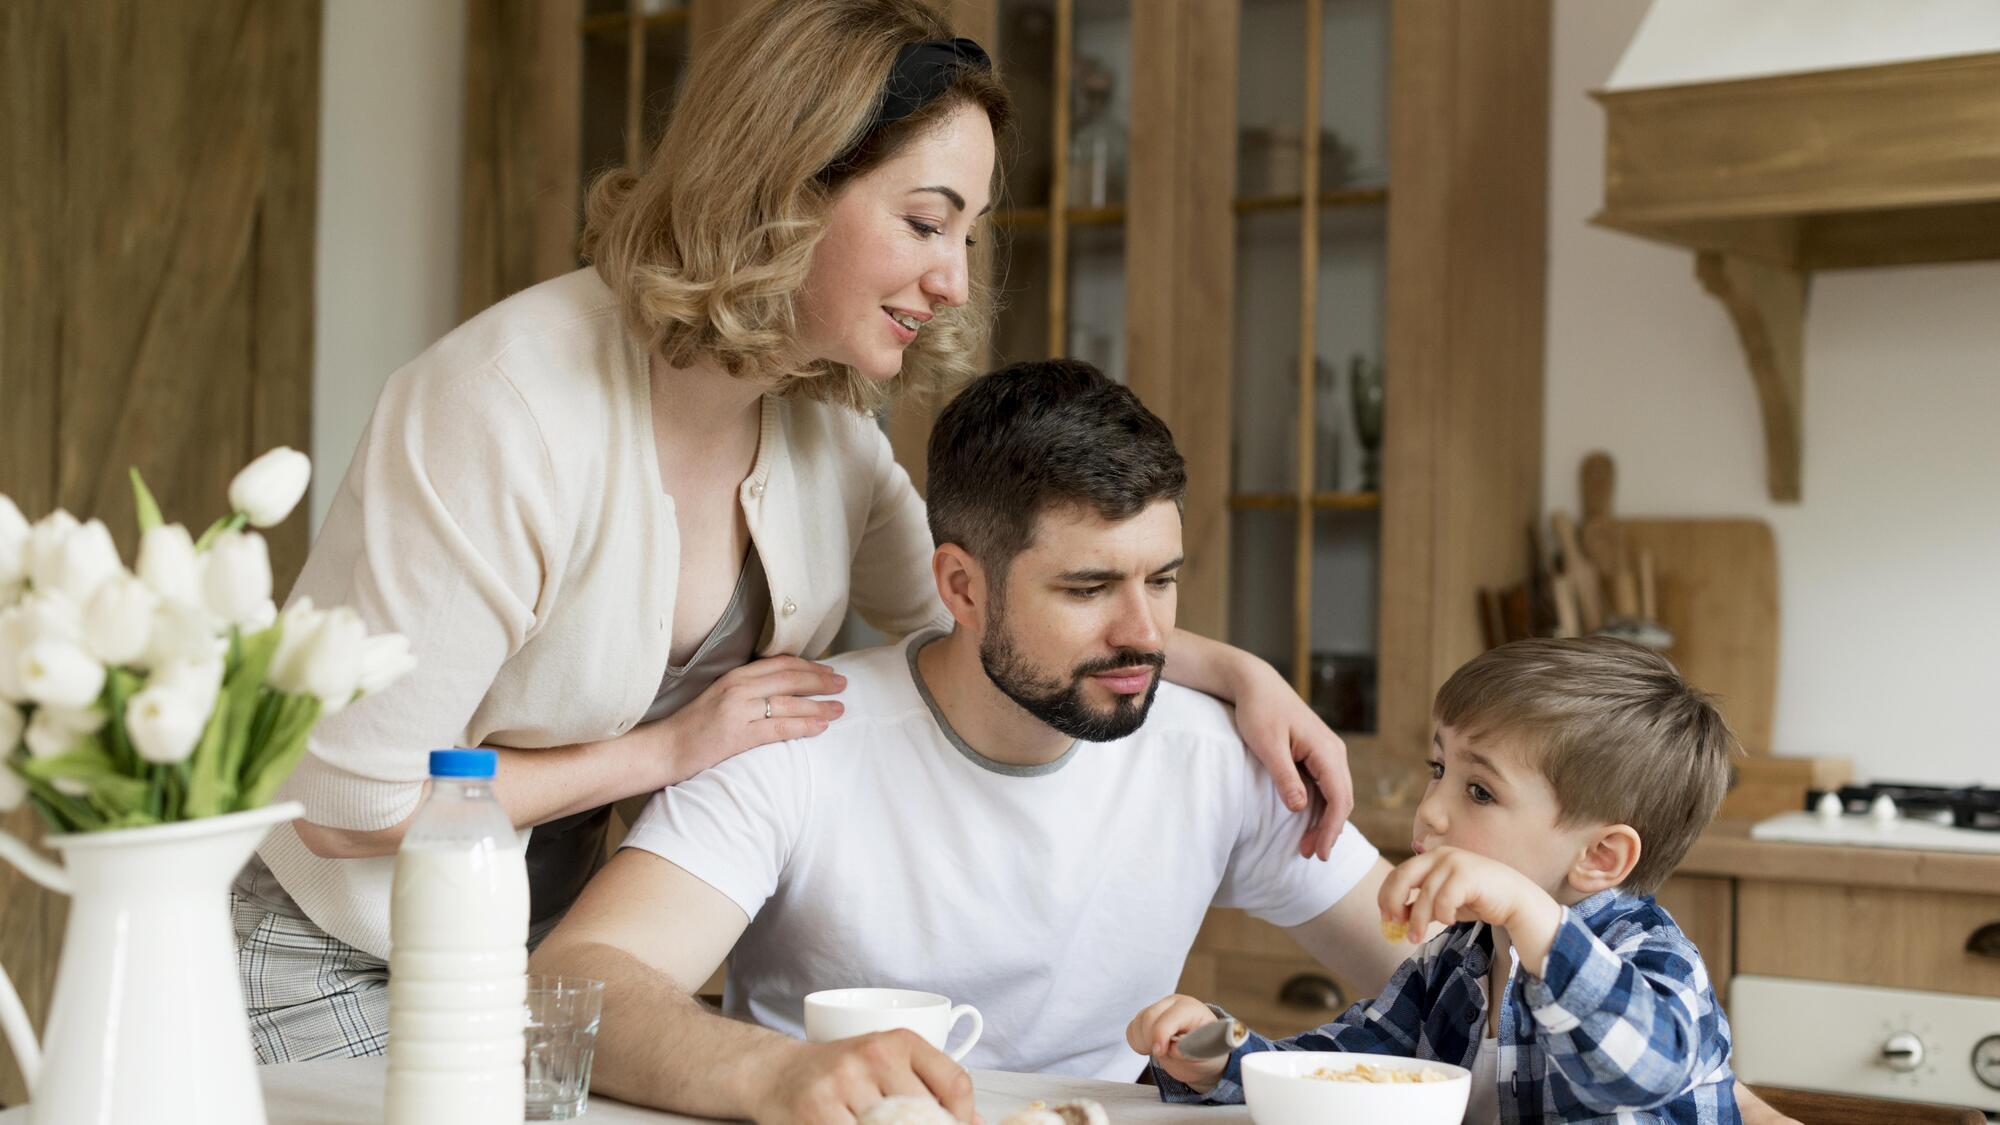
xmin=1550 ymin=574 xmax=1581 ymax=637
xmin=1549 ymin=512 xmax=1603 ymax=632
xmin=1617 ymin=519 xmax=1779 ymax=755
xmin=1579 ymin=451 xmax=1625 ymax=593
xmin=1611 ymin=550 xmax=1642 ymax=620
xmin=1638 ymin=548 xmax=1658 ymax=621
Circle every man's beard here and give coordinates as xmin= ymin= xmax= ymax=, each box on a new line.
xmin=978 ymin=611 xmax=1166 ymax=742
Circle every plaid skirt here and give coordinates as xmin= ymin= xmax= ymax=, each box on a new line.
xmin=230 ymin=859 xmax=390 ymax=1063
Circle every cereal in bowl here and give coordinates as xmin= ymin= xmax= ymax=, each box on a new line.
xmin=1308 ymin=1061 xmax=1452 ymax=1084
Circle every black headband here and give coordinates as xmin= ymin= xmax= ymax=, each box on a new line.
xmin=820 ymin=38 xmax=991 ymax=182
xmin=873 ymin=37 xmax=992 ymax=132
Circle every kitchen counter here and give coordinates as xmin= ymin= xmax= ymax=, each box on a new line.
xmin=1346 ymin=806 xmax=2000 ymax=896
xmin=0 ymin=1057 xmax=1241 ymax=1124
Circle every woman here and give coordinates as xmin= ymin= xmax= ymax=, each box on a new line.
xmin=232 ymin=0 xmax=1353 ymax=1063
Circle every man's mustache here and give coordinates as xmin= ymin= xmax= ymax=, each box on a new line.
xmin=1070 ymin=649 xmax=1166 ymax=679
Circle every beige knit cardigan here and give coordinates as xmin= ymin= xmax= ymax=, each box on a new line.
xmin=259 ymin=268 xmax=950 ymax=958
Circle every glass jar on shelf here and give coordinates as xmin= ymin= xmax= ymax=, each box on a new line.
xmin=1068 ymin=54 xmax=1126 ymax=208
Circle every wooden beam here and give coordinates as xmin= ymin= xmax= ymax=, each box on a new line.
xmin=460 ymin=0 xmax=583 ymax=320
xmin=1595 ymin=52 xmax=2000 ymax=226
xmin=1802 ymin=199 xmax=2000 ymax=271
xmin=1695 ymin=252 xmax=1806 ymax=503
xmin=1045 ymin=0 xmax=1071 ymax=359
xmin=1291 ymin=0 xmax=1323 ymax=697
xmin=1126 ymin=0 xmax=1236 ymax=641
xmin=0 ymin=0 xmax=321 ymax=1103
xmin=1589 ymin=211 xmax=1801 ymax=270
xmin=0 ymin=1 xmax=69 ymax=1105
xmin=1380 ymin=0 xmax=1551 ymax=769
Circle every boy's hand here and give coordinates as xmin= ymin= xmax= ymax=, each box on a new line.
xmin=1126 ymin=995 xmax=1228 ymax=1092
xmin=1380 ymin=846 xmax=1566 ymax=971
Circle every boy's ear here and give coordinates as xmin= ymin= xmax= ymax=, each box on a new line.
xmin=1566 ymin=824 xmax=1641 ymax=896
xmin=932 ymin=543 xmax=988 ymax=632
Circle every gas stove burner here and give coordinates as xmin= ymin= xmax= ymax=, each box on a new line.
xmin=1803 ymin=782 xmax=2000 ymax=832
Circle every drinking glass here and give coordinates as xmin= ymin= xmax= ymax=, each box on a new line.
xmin=525 ymin=975 xmax=605 ymax=1120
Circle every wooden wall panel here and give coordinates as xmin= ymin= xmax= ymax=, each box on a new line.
xmin=461 ymin=0 xmax=584 ymax=321
xmin=0 ymin=0 xmax=320 ymax=1104
xmin=1125 ymin=0 xmax=1236 ymax=641
xmin=0 ymin=5 xmax=68 ymax=1106
xmin=1655 ymin=874 xmax=1735 ymax=1005
xmin=1378 ymin=0 xmax=1551 ymax=773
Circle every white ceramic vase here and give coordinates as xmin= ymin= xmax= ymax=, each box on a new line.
xmin=0 ymin=801 xmax=302 ymax=1124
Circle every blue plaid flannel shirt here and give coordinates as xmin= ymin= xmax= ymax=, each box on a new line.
xmin=1157 ymin=890 xmax=1740 ymax=1123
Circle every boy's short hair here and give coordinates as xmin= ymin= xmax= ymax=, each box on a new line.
xmin=926 ymin=359 xmax=1186 ymax=588
xmin=1433 ymin=637 xmax=1738 ymax=895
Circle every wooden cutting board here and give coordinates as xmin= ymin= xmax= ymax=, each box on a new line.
xmin=1615 ymin=518 xmax=1779 ymax=757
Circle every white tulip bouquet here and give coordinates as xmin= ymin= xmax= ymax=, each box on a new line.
xmin=0 ymin=449 xmax=413 ymax=832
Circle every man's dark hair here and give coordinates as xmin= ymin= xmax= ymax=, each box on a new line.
xmin=926 ymin=358 xmax=1186 ymax=582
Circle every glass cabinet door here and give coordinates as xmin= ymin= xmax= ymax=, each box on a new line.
xmin=578 ymin=0 xmax=698 ymax=252
xmin=990 ymin=0 xmax=1132 ymax=383
xmin=1228 ymin=0 xmax=1390 ymax=735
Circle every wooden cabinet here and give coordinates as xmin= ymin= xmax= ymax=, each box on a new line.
xmin=1737 ymin=882 xmax=2000 ymax=1001
xmin=1177 ymin=908 xmax=1370 ymax=1040
xmin=1653 ymin=874 xmax=1735 ymax=1005
xmin=923 ymin=0 xmax=1553 ymax=791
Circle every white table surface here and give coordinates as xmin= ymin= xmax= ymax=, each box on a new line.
xmin=0 ymin=1056 xmax=1249 ymax=1123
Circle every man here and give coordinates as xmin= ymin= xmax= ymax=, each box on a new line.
xmin=532 ymin=359 xmax=1397 ymax=1121
xmin=531 ymin=360 xmax=1794 ymax=1125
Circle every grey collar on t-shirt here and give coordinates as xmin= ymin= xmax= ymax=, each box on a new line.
xmin=905 ymin=631 xmax=1079 ymax=777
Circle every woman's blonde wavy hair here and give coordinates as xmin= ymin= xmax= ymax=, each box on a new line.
xmin=581 ymin=0 xmax=1013 ymax=414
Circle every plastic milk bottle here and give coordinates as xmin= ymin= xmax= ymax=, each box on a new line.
xmin=384 ymin=749 xmax=530 ymax=1123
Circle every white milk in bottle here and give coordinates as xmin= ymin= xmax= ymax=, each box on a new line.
xmin=385 ymin=749 xmax=530 ymax=1124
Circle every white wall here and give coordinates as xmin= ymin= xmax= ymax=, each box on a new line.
xmin=311 ymin=1 xmax=467 ymax=532
xmin=1547 ymin=0 xmax=2000 ymax=785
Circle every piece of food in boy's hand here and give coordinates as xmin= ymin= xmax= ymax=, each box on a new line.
xmin=1380 ymin=917 xmax=1409 ymax=943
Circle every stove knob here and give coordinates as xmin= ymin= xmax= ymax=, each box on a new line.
xmin=1974 ymin=1034 xmax=2000 ymax=1091
xmin=1881 ymin=1031 xmax=1924 ymax=1072
xmin=1869 ymin=794 xmax=1899 ymax=827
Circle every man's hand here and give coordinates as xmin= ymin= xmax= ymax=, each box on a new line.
xmin=749 ymin=1031 xmax=977 ymax=1125
xmin=1125 ymin=995 xmax=1227 ymax=1092
xmin=1230 ymin=663 xmax=1354 ymax=860
xmin=1380 ymin=846 xmax=1565 ymax=970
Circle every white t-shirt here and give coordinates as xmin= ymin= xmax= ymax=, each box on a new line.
xmin=623 ymin=633 xmax=1381 ymax=1081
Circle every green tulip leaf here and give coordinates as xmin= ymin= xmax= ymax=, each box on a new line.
xmin=128 ymin=468 xmax=164 ymax=535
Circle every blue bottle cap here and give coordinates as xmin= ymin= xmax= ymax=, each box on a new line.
xmin=428 ymin=749 xmax=498 ymax=778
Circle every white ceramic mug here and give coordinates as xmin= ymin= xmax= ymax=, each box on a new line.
xmin=803 ymin=988 xmax=983 ymax=1062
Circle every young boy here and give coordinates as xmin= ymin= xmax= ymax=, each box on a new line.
xmin=1130 ymin=637 xmax=1742 ymax=1124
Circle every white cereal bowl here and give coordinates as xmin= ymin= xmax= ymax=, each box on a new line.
xmin=1241 ymin=1051 xmax=1471 ymax=1125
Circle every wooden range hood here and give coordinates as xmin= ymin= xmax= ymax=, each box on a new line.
xmin=1591 ymin=51 xmax=2000 ymax=501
